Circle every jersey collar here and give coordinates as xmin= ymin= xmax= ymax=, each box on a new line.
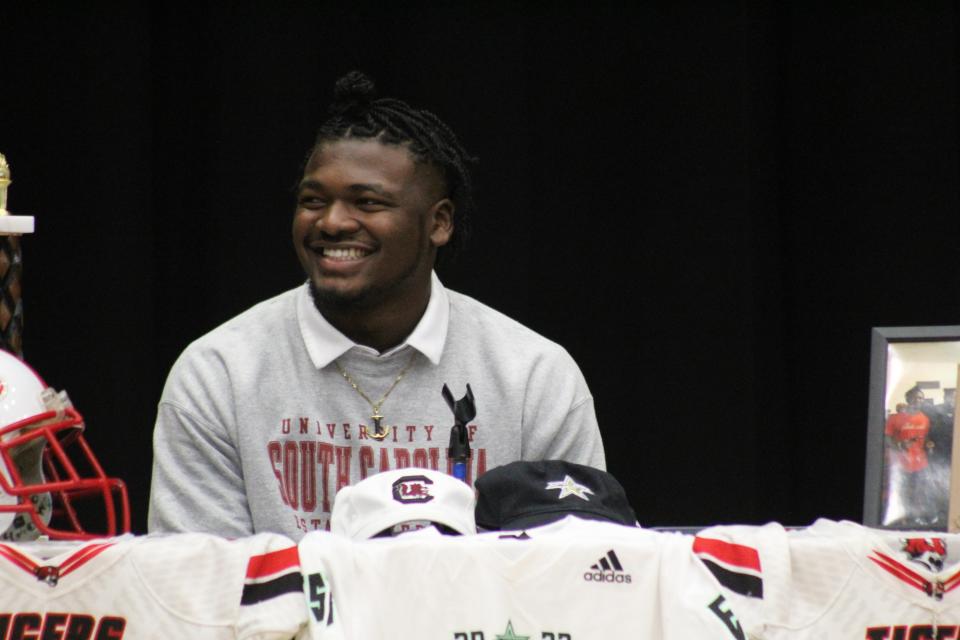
xmin=815 ymin=519 xmax=960 ymax=606
xmin=297 ymin=270 xmax=449 ymax=368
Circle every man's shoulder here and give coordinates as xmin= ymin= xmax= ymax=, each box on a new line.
xmin=194 ymin=286 xmax=300 ymax=345
xmin=161 ymin=286 xmax=304 ymax=398
xmin=172 ymin=286 xmax=302 ymax=369
xmin=445 ymin=288 xmax=567 ymax=356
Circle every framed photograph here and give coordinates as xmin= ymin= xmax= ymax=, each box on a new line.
xmin=864 ymin=326 xmax=960 ymax=531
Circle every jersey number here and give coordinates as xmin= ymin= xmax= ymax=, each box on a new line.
xmin=307 ymin=572 xmax=335 ymax=625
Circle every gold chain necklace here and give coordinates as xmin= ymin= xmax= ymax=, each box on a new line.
xmin=334 ymin=352 xmax=417 ymax=441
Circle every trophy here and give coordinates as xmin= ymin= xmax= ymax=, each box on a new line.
xmin=0 ymin=154 xmax=35 ymax=358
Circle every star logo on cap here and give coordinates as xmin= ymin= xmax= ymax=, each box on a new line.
xmin=545 ymin=475 xmax=594 ymax=501
xmin=496 ymin=621 xmax=529 ymax=640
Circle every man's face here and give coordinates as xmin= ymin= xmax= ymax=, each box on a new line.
xmin=293 ymin=138 xmax=452 ymax=308
xmin=908 ymin=390 xmax=925 ymax=407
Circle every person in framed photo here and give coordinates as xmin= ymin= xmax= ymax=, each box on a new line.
xmin=928 ymin=388 xmax=956 ymax=461
xmin=884 ymin=385 xmax=937 ymax=527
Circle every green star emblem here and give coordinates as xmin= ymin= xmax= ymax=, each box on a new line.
xmin=496 ymin=620 xmax=529 ymax=640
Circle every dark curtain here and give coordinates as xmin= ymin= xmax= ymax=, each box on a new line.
xmin=3 ymin=3 xmax=958 ymax=532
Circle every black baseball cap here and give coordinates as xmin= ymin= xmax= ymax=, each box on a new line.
xmin=474 ymin=460 xmax=638 ymax=531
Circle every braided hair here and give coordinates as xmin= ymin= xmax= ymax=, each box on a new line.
xmin=310 ymin=71 xmax=477 ymax=258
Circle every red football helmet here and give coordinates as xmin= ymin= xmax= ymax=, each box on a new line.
xmin=0 ymin=349 xmax=129 ymax=540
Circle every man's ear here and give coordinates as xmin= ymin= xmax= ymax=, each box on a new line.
xmin=429 ymin=198 xmax=455 ymax=247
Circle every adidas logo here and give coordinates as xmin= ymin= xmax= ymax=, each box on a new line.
xmin=583 ymin=550 xmax=632 ymax=583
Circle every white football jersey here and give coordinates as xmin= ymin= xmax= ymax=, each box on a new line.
xmin=693 ymin=521 xmax=793 ymax=639
xmin=0 ymin=532 xmax=307 ymax=639
xmin=695 ymin=519 xmax=960 ymax=638
xmin=299 ymin=515 xmax=749 ymax=640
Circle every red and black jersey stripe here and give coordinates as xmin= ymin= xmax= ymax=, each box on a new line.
xmin=693 ymin=536 xmax=764 ymax=599
xmin=240 ymin=545 xmax=302 ymax=606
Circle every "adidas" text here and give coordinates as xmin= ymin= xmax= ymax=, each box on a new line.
xmin=583 ymin=570 xmax=632 ymax=583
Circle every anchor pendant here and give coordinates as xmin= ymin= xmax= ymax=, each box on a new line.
xmin=370 ymin=411 xmax=389 ymax=441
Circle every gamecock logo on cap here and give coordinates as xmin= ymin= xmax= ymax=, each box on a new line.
xmin=392 ymin=475 xmax=435 ymax=504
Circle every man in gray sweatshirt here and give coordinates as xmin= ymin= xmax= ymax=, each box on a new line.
xmin=148 ymin=71 xmax=605 ymax=540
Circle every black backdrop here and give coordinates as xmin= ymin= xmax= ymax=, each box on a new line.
xmin=3 ymin=3 xmax=959 ymax=533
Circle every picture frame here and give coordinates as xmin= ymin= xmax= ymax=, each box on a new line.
xmin=864 ymin=326 xmax=960 ymax=531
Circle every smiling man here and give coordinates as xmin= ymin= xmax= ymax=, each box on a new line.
xmin=148 ymin=72 xmax=606 ymax=539
xmin=294 ymin=138 xmax=451 ymax=353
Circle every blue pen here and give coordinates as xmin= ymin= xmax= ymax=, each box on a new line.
xmin=448 ymin=423 xmax=470 ymax=482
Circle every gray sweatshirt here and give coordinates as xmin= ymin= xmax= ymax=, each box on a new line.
xmin=148 ymin=276 xmax=605 ymax=540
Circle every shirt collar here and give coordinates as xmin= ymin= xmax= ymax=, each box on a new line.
xmin=297 ymin=271 xmax=449 ymax=368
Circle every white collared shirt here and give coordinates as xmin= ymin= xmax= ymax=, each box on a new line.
xmin=296 ymin=271 xmax=449 ymax=368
